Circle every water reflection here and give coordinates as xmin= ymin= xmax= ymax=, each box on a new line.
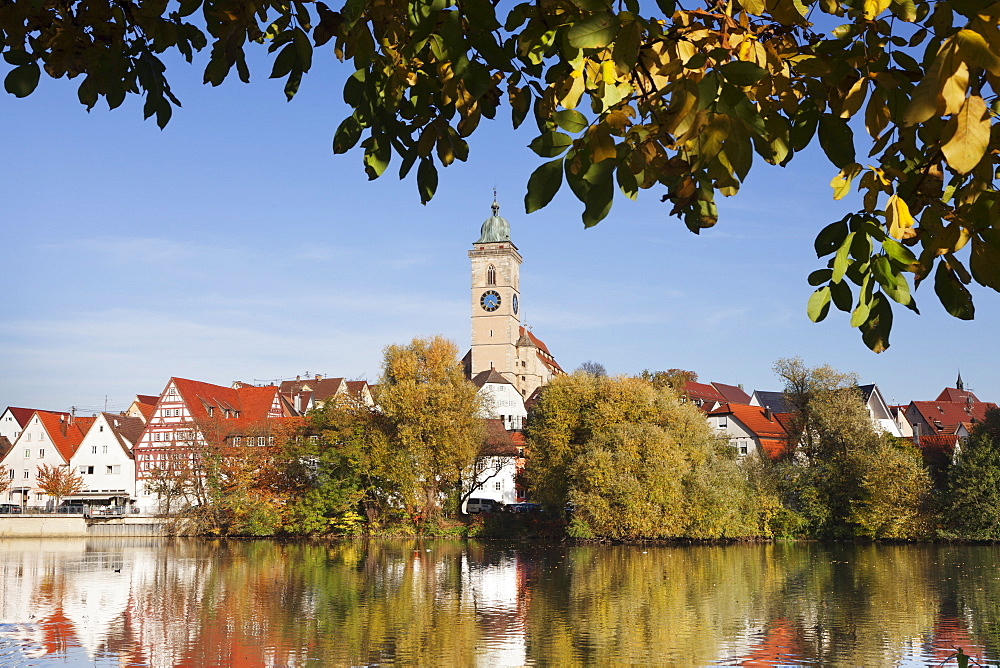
xmin=0 ymin=539 xmax=996 ymax=666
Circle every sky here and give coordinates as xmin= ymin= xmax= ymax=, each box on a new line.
xmin=2 ymin=45 xmax=995 ymax=414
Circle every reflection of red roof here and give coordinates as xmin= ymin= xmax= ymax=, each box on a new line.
xmin=928 ymin=615 xmax=985 ymax=663
xmin=739 ymin=618 xmax=806 ymax=666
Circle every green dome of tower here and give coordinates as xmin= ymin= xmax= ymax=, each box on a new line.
xmin=476 ymin=198 xmax=510 ymax=243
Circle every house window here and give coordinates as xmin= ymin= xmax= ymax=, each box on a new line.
xmin=268 ymin=436 xmax=274 ymax=445
xmin=258 ymin=437 xmax=266 ymax=446
xmin=25 ymin=434 xmax=30 ymax=442
xmin=739 ymin=443 xmax=748 ymax=455
xmin=38 ymin=449 xmax=44 ymax=458
xmin=208 ymin=407 xmax=214 ymax=417
xmin=234 ymin=436 xmax=242 ymax=446
xmin=99 ymin=425 xmax=104 ymax=432
xmin=495 ymin=481 xmax=501 ymax=491
xmin=102 ymin=445 xmax=108 ymax=454
xmin=7 ymin=469 xmax=12 ymax=480
xmin=92 ymin=446 xmax=97 ymax=454
xmin=106 ymin=465 xmax=120 ymax=474
xmin=717 ymin=416 xmax=727 ymax=428
xmin=23 ymin=471 xmax=29 ymax=479
xmin=36 ymin=493 xmax=42 ymax=501
xmin=168 ymin=388 xmax=176 ymax=396
xmin=80 ymin=466 xmax=94 ymax=475
xmin=487 ymin=265 xmax=496 ymax=285
xmin=24 ymin=450 xmax=29 ymax=458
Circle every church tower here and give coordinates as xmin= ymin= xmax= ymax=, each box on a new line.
xmin=469 ymin=197 xmax=522 ymax=386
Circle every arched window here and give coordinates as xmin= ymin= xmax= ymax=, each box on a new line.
xmin=487 ymin=265 xmax=496 ymax=285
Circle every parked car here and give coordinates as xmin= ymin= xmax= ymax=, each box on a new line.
xmin=0 ymin=504 xmax=22 ymax=514
xmin=465 ymin=498 xmax=497 ymax=514
xmin=504 ymin=502 xmax=543 ymax=513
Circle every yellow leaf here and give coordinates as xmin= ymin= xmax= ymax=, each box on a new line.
xmin=588 ymin=125 xmax=617 ymax=163
xmin=601 ymin=60 xmax=617 ymax=85
xmin=886 ymin=194 xmax=915 ymax=240
xmin=941 ymin=60 xmax=970 ymax=115
xmin=830 ymin=163 xmax=863 ymax=200
xmin=955 ymin=28 xmax=1000 ymax=75
xmin=863 ymin=0 xmax=891 ymax=19
xmin=558 ymin=74 xmax=586 ymax=110
xmin=941 ymin=95 xmax=991 ymax=174
xmin=840 ymin=77 xmax=868 ymax=119
xmin=865 ymin=88 xmax=891 ymax=138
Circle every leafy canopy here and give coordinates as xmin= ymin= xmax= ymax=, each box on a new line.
xmin=6 ymin=0 xmax=1000 ymax=349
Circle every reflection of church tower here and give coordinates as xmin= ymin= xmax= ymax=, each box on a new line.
xmin=469 ymin=197 xmax=522 ymax=387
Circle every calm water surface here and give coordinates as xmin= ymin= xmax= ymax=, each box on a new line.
xmin=0 ymin=538 xmax=996 ymax=666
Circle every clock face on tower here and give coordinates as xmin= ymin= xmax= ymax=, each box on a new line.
xmin=512 ymin=294 xmax=519 ymax=314
xmin=480 ymin=290 xmax=501 ymax=312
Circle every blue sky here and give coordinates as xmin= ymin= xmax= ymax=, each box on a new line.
xmin=1 ymin=48 xmax=994 ymax=414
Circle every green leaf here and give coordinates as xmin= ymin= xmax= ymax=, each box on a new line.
xmin=654 ymin=0 xmax=676 ymax=14
xmin=832 ymin=232 xmax=855 ymax=283
xmin=882 ymin=238 xmax=920 ymax=271
xmin=969 ymin=230 xmax=1000 ymax=290
xmin=807 ymin=286 xmax=832 ymax=322
xmin=790 ymin=99 xmax=820 ymax=152
xmin=529 ymin=131 xmax=573 ymax=157
xmin=808 ymin=269 xmax=833 ymax=285
xmin=859 ymin=293 xmax=892 ymax=352
xmin=333 ymin=115 xmax=363 ymax=154
xmin=363 ymin=136 xmax=390 ymax=180
xmin=830 ymin=280 xmax=853 ymax=311
xmin=567 ymin=14 xmax=620 ymax=49
xmin=525 ymin=158 xmax=565 ymax=213
xmin=4 ymin=63 xmax=40 ymax=98
xmin=815 ymin=218 xmax=850 ymax=257
xmin=270 ymin=43 xmax=298 ymax=79
xmin=934 ymin=262 xmax=975 ymax=319
xmin=417 ymin=159 xmax=438 ymax=204
xmin=872 ymin=256 xmax=914 ymax=306
xmin=719 ymin=61 xmax=766 ymax=86
xmin=818 ymin=114 xmax=856 ymax=168
xmin=553 ymin=109 xmax=589 ymax=133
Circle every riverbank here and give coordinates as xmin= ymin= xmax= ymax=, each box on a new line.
xmin=0 ymin=515 xmax=170 ymax=537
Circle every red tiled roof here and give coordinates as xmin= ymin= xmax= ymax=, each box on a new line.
xmin=759 ymin=438 xmax=792 ymax=460
xmin=34 ymin=412 xmax=92 ymax=462
xmin=135 ymin=395 xmax=159 ymax=406
xmin=684 ymin=381 xmax=727 ymax=403
xmin=936 ymin=387 xmax=981 ymax=403
xmin=345 ymin=380 xmax=369 ymax=396
xmin=136 ymin=402 xmax=156 ymax=422
xmin=519 ymin=327 xmax=564 ymax=373
xmin=711 ymin=382 xmax=752 ymax=405
xmin=6 ymin=406 xmax=67 ymax=427
xmin=910 ymin=400 xmax=997 ymax=434
xmin=709 ymin=403 xmax=789 ymax=439
xmin=481 ymin=418 xmax=519 ymax=456
xmin=171 ymin=377 xmax=279 ymax=423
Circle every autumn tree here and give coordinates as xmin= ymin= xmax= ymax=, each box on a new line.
xmin=770 ymin=358 xmax=932 ymax=538
xmin=0 ymin=466 xmax=9 ymax=496
xmin=35 ymin=464 xmax=85 ymax=507
xmin=940 ymin=409 xmax=1000 ymax=538
xmin=371 ymin=336 xmax=486 ymax=523
xmin=527 ymin=372 xmax=759 ymax=539
xmin=638 ymin=369 xmax=698 ymax=392
xmin=5 ymin=0 xmax=1000 ymax=347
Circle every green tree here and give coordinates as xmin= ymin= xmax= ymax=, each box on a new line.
xmin=940 ymin=409 xmax=1000 ymax=538
xmin=5 ymin=0 xmax=1000 ymax=348
xmin=528 ymin=372 xmax=758 ymax=539
xmin=373 ymin=335 xmax=486 ymax=523
xmin=771 ymin=359 xmax=932 ymax=538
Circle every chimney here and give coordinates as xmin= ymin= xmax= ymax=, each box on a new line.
xmin=914 ymin=423 xmax=921 ymax=447
xmin=764 ymin=408 xmax=773 ymax=421
xmin=315 ymin=374 xmax=322 ymax=380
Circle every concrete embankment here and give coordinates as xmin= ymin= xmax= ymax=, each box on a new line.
xmin=0 ymin=515 xmax=169 ymax=537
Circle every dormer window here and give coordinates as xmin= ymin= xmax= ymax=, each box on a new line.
xmin=487 ymin=265 xmax=496 ymax=285
xmin=208 ymin=407 xmax=214 ymax=417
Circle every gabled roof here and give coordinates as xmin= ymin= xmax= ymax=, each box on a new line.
xmin=519 ymin=327 xmax=563 ymax=373
xmin=135 ymin=395 xmax=159 ymax=406
xmin=480 ymin=419 xmax=519 ymax=456
xmin=750 ymin=390 xmax=792 ymax=414
xmin=472 ymin=369 xmax=513 ymax=388
xmin=709 ymin=403 xmax=788 ymax=439
xmin=711 ymin=382 xmax=752 ymax=405
xmin=345 ymin=380 xmax=370 ymax=397
xmin=278 ymin=376 xmax=347 ymax=403
xmin=170 ymin=377 xmax=279 ymax=423
xmin=909 ymin=400 xmax=998 ymax=434
xmin=683 ymin=381 xmax=727 ymax=404
xmin=102 ymin=412 xmax=145 ymax=446
xmin=5 ymin=406 xmax=67 ymax=427
xmin=936 ymin=387 xmax=981 ymax=403
xmin=34 ymin=411 xmax=93 ymax=462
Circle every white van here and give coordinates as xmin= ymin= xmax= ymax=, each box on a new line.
xmin=465 ymin=498 xmax=497 ymax=514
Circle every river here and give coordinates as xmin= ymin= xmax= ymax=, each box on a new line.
xmin=0 ymin=538 xmax=996 ymax=666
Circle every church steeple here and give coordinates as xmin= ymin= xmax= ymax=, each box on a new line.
xmin=476 ymin=192 xmax=511 ymax=243
xmin=957 ymin=371 xmax=965 ymax=391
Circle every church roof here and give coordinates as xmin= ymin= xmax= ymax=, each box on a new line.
xmin=475 ymin=199 xmax=511 ymax=243
xmin=472 ymin=369 xmax=513 ymax=388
